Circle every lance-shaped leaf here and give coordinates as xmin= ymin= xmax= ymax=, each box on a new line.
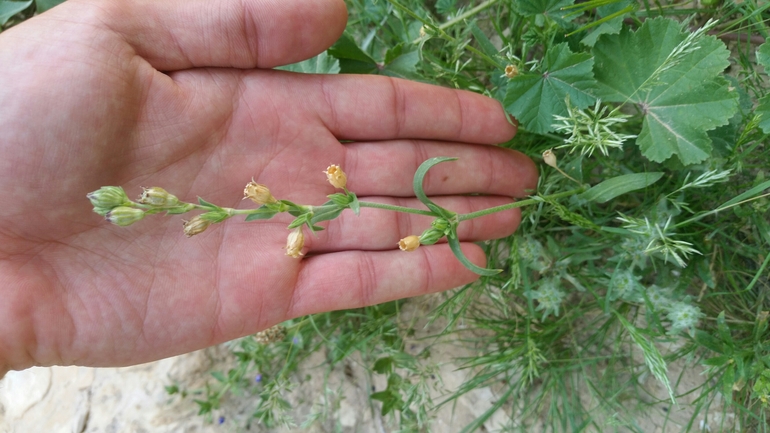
xmin=504 ymin=43 xmax=596 ymax=134
xmin=579 ymin=172 xmax=664 ymax=203
xmin=592 ymin=18 xmax=738 ymax=165
xmin=412 ymin=157 xmax=458 ymax=219
xmin=756 ymin=42 xmax=770 ymax=134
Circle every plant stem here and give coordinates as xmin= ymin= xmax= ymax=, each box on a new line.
xmin=458 ymin=188 xmax=584 ymax=221
xmin=438 ymin=0 xmax=501 ymax=31
xmin=358 ymin=201 xmax=435 ymax=216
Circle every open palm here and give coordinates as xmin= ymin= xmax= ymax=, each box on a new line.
xmin=0 ymin=0 xmax=537 ymax=372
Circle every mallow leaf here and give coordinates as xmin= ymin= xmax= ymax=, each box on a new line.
xmin=0 ymin=0 xmax=32 ymax=25
xmin=276 ymin=51 xmax=339 ymax=74
xmin=328 ymin=34 xmax=420 ymax=79
xmin=592 ymin=17 xmax=738 ymax=165
xmin=504 ymin=43 xmax=596 ymax=134
xmin=515 ymin=0 xmax=575 ymax=26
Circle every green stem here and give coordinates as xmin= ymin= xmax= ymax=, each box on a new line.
xmin=438 ymin=0 xmax=501 ymax=31
xmin=358 ymin=201 xmax=435 ymax=216
xmin=458 ymin=188 xmax=584 ymax=221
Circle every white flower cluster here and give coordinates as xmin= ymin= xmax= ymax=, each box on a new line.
xmin=531 ymin=279 xmax=567 ymax=319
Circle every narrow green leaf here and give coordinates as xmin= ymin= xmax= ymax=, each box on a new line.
xmin=458 ymin=386 xmax=515 ymax=433
xmin=722 ymin=363 xmax=735 ymax=405
xmin=197 ymin=197 xmax=220 ymax=210
xmin=579 ymin=172 xmax=664 ymax=203
xmin=412 ymin=157 xmax=457 ymax=217
xmin=287 ymin=216 xmax=307 ymax=229
xmin=244 ymin=207 xmax=278 ymax=221
xmin=694 ymin=330 xmax=727 ymax=354
xmin=0 ymin=0 xmax=32 ymax=25
xmin=447 ymin=235 xmax=501 ymax=276
xmin=470 ymin=23 xmax=499 ymax=58
xmin=717 ymin=179 xmax=770 ymax=209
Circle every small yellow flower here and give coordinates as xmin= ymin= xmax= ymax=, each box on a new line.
xmin=183 ymin=216 xmax=211 ymax=237
xmin=243 ymin=181 xmax=278 ymax=205
xmin=504 ymin=64 xmax=519 ymax=79
xmin=285 ymin=228 xmax=305 ymax=258
xmin=542 ymin=149 xmax=558 ymax=168
xmin=324 ymin=164 xmax=347 ymax=189
xmin=398 ymin=235 xmax=421 ymax=252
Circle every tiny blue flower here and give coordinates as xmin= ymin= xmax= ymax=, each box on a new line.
xmin=255 ymin=373 xmax=262 ymax=383
xmin=218 ymin=416 xmax=225 ymax=425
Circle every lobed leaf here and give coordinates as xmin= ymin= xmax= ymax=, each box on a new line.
xmin=0 ymin=0 xmax=32 ymax=25
xmin=592 ymin=17 xmax=738 ymax=165
xmin=504 ymin=43 xmax=596 ymax=134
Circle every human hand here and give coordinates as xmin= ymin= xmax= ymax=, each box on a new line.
xmin=0 ymin=0 xmax=537 ymax=373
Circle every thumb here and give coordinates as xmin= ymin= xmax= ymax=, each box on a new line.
xmin=86 ymin=0 xmax=347 ymax=71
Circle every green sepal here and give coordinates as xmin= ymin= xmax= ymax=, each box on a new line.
xmin=199 ymin=210 xmax=229 ymax=223
xmin=165 ymin=203 xmax=197 ymax=215
xmin=447 ymin=233 xmax=501 ymax=276
xmin=413 ymin=157 xmax=459 ymax=219
xmin=348 ymin=191 xmax=360 ymax=216
xmin=244 ymin=205 xmax=279 ymax=221
xmin=327 ymin=193 xmax=351 ymax=207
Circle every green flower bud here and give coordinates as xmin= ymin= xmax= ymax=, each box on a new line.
xmin=105 ymin=206 xmax=145 ymax=226
xmin=87 ymin=186 xmax=130 ymax=215
xmin=419 ymin=228 xmax=444 ymax=245
xmin=139 ymin=187 xmax=180 ymax=207
xmin=431 ymin=218 xmax=449 ymax=232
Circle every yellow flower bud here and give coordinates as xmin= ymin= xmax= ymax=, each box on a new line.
xmin=183 ymin=216 xmax=211 ymax=237
xmin=285 ymin=228 xmax=305 ymax=258
xmin=139 ymin=187 xmax=180 ymax=207
xmin=243 ymin=181 xmax=278 ymax=205
xmin=398 ymin=235 xmax=421 ymax=252
xmin=504 ymin=64 xmax=519 ymax=79
xmin=324 ymin=164 xmax=347 ymax=189
xmin=542 ymin=149 xmax=558 ymax=168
